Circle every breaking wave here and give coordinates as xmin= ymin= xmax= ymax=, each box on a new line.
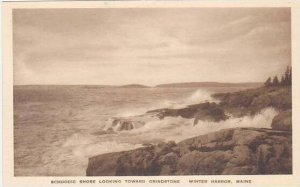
xmin=185 ymin=89 xmax=219 ymax=105
xmin=157 ymin=89 xmax=218 ymax=109
xmin=20 ymin=86 xmax=278 ymax=176
xmin=124 ymin=107 xmax=278 ymax=142
xmin=115 ymin=89 xmax=218 ymax=118
xmin=40 ymin=107 xmax=278 ymax=176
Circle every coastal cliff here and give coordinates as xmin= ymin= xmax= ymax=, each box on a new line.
xmin=87 ymin=86 xmax=292 ymax=175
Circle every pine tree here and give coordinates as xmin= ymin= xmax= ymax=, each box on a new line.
xmin=280 ymin=75 xmax=285 ymax=86
xmin=265 ymin=66 xmax=292 ymax=87
xmin=264 ymin=77 xmax=272 ymax=87
xmin=272 ymin=76 xmax=279 ymax=86
xmin=283 ymin=66 xmax=290 ymax=86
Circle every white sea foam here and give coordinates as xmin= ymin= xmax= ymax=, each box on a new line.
xmin=115 ymin=89 xmax=219 ymax=117
xmin=125 ymin=107 xmax=278 ymax=142
xmin=63 ymin=133 xmax=95 ymax=147
xmin=185 ymin=89 xmax=219 ymax=105
xmin=173 ymin=107 xmax=278 ymax=142
xmin=89 ymin=108 xmax=277 ymax=164
xmin=71 ymin=141 xmax=142 ymax=159
xmin=61 ymin=133 xmax=142 ymax=175
xmin=154 ymin=89 xmax=219 ymax=109
xmin=43 ymin=106 xmax=278 ymax=176
xmin=64 ymin=91 xmax=277 ymax=175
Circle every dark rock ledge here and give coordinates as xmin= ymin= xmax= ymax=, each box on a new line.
xmin=86 ymin=127 xmax=292 ymax=176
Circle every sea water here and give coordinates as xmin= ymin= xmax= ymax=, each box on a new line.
xmin=13 ymin=86 xmax=277 ymax=176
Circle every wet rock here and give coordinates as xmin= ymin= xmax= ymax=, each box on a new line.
xmin=256 ymin=144 xmax=272 ymax=173
xmin=193 ymin=103 xmax=228 ymax=125
xmin=177 ymin=150 xmax=233 ymax=175
xmin=272 ymin=143 xmax=285 ymax=159
xmin=271 ymin=110 xmax=292 ymax=131
xmin=111 ymin=118 xmax=145 ymax=131
xmin=176 ymin=151 xmax=206 ymax=175
xmin=86 ymin=151 xmax=124 ymax=176
xmin=228 ymin=145 xmax=252 ymax=166
xmin=159 ymin=152 xmax=179 ymax=165
xmin=232 ymin=129 xmax=267 ymax=149
xmin=147 ymin=102 xmax=228 ymax=123
xmin=115 ymin=147 xmax=160 ymax=176
xmin=158 ymin=152 xmax=179 ymax=175
xmin=86 ymin=128 xmax=292 ymax=176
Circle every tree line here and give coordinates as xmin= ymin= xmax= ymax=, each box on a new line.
xmin=264 ymin=66 xmax=292 ymax=87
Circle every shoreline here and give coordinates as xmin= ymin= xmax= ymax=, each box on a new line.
xmin=86 ymin=86 xmax=292 ymax=176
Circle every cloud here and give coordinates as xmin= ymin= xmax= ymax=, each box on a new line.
xmin=13 ymin=8 xmax=291 ymax=85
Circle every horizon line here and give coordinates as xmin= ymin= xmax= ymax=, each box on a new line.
xmin=13 ymin=81 xmax=264 ymax=87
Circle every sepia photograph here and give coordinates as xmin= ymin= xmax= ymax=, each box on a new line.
xmin=2 ymin=1 xmax=300 ymax=186
xmin=12 ymin=7 xmax=293 ymax=177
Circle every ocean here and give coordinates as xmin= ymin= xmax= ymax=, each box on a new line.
xmin=13 ymin=86 xmax=277 ymax=176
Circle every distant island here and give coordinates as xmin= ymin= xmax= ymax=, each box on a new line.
xmin=117 ymin=84 xmax=150 ymax=88
xmin=118 ymin=82 xmax=263 ymax=88
xmin=155 ymin=82 xmax=263 ymax=88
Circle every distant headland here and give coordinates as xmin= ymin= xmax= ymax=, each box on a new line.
xmin=14 ymin=82 xmax=263 ymax=88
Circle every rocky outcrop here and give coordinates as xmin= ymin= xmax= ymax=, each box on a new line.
xmin=213 ymin=87 xmax=291 ymax=117
xmin=106 ymin=102 xmax=229 ymax=132
xmin=105 ymin=114 xmax=157 ymax=131
xmin=86 ymin=127 xmax=292 ymax=176
xmin=271 ymin=110 xmax=292 ymax=131
xmin=106 ymin=87 xmax=291 ymax=131
xmin=193 ymin=103 xmax=228 ymax=125
xmin=89 ymin=86 xmax=292 ymax=175
xmin=147 ymin=102 xmax=228 ymax=124
xmin=110 ymin=118 xmax=145 ymax=131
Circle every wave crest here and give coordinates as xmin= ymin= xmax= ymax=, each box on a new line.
xmin=126 ymin=107 xmax=278 ymax=142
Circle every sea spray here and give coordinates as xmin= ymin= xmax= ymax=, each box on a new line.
xmin=61 ymin=133 xmax=142 ymax=175
xmin=185 ymin=89 xmax=219 ymax=105
xmin=104 ymin=88 xmax=219 ymax=131
xmin=151 ymin=89 xmax=219 ymax=109
xmin=114 ymin=89 xmax=219 ymax=117
xmin=14 ymin=86 xmax=261 ymax=176
xmin=123 ymin=107 xmax=278 ymax=142
xmin=60 ymin=107 xmax=278 ymax=176
xmin=172 ymin=107 xmax=278 ymax=142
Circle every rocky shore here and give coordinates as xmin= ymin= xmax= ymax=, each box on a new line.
xmin=213 ymin=86 xmax=291 ymax=117
xmin=87 ymin=127 xmax=291 ymax=175
xmin=87 ymin=86 xmax=292 ymax=175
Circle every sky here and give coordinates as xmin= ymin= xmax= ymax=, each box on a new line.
xmin=13 ymin=8 xmax=291 ymax=86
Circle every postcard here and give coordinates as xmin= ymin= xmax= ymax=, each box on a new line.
xmin=2 ymin=1 xmax=300 ymax=186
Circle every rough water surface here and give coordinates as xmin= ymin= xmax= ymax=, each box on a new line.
xmin=14 ymin=86 xmax=270 ymax=176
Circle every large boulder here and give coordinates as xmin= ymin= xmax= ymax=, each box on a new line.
xmin=86 ymin=128 xmax=292 ymax=176
xmin=271 ymin=110 xmax=292 ymax=131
